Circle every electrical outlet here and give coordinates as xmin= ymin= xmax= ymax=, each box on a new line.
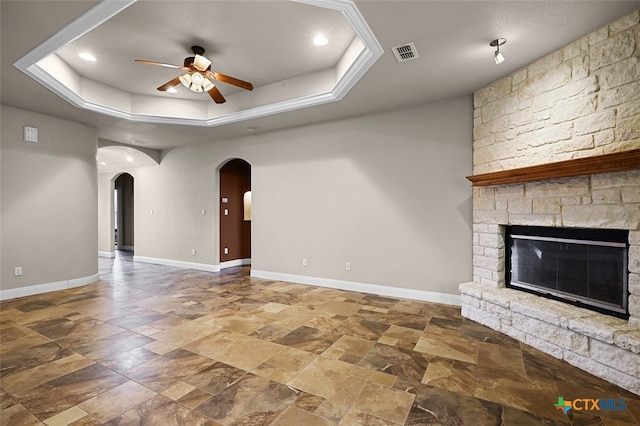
xmin=224 ymin=247 xmax=229 ymax=255
xmin=192 ymin=249 xmax=196 ymax=256
xmin=15 ymin=267 xmax=22 ymax=276
xmin=345 ymin=262 xmax=351 ymax=271
xmin=302 ymin=258 xmax=308 ymax=267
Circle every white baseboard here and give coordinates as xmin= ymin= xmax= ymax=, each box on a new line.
xmin=250 ymin=270 xmax=461 ymax=306
xmin=133 ymin=255 xmax=220 ymax=272
xmin=0 ymin=273 xmax=100 ymax=300
xmin=220 ymin=258 xmax=252 ymax=270
xmin=98 ymin=251 xmax=115 ymax=258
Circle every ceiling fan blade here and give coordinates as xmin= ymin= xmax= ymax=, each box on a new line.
xmin=135 ymin=59 xmax=187 ymax=70
xmin=157 ymin=77 xmax=181 ymax=92
xmin=208 ymin=71 xmax=254 ymax=91
xmin=207 ymin=85 xmax=226 ymax=104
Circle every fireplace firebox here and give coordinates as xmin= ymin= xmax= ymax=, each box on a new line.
xmin=506 ymin=225 xmax=629 ymax=319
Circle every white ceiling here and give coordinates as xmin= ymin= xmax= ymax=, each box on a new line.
xmin=2 ymin=0 xmax=639 ymax=151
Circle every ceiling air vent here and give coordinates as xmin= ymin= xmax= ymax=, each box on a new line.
xmin=391 ymin=42 xmax=419 ymax=62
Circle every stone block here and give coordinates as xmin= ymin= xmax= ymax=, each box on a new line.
xmin=621 ymin=187 xmax=640 ymax=203
xmin=482 ymin=93 xmax=520 ymax=123
xmin=615 ymin=114 xmax=640 ymax=142
xmin=569 ymin=54 xmax=589 ymax=81
xmin=603 ymin=139 xmax=640 ymax=154
xmin=594 ymin=129 xmax=616 ymax=147
xmin=473 ymin=246 xmax=485 ymax=256
xmin=600 ymin=80 xmax=640 ymax=108
xmin=509 ymin=214 xmax=557 ymax=227
xmin=511 ymin=297 xmax=587 ymax=327
xmin=532 ymin=198 xmax=561 ymax=214
xmin=519 ymin=64 xmax=572 ymax=100
xmin=474 ymin=140 xmax=517 ymax=166
xmin=474 ymin=195 xmax=496 ymax=211
xmin=516 ymin=122 xmax=573 ymax=150
xmin=563 ymin=350 xmax=640 ymax=395
xmin=513 ymin=312 xmax=589 ymax=355
xmin=474 ymin=209 xmax=509 ymax=225
xmin=524 ymin=333 xmax=563 ymax=359
xmin=473 ymin=266 xmax=492 ymax=280
xmin=609 ymin=10 xmax=640 ymax=35
xmin=617 ymin=100 xmax=640 ymax=119
xmin=525 ymin=177 xmax=590 ymax=199
xmin=512 ymin=68 xmax=528 ymax=86
xmin=481 ymin=300 xmax=511 ymax=319
xmin=629 ymin=231 xmax=640 ymax=245
xmin=590 ymin=29 xmax=635 ymax=71
xmin=495 ymin=184 xmax=525 ymax=201
xmin=614 ymin=329 xmax=640 ymax=354
xmin=479 ymin=276 xmax=501 ymax=287
xmin=600 ymin=57 xmax=640 ymax=90
xmin=549 ymin=95 xmax=596 ymax=124
xmin=629 ymin=273 xmax=640 ymax=296
xmin=563 ymin=37 xmax=588 ymax=61
xmin=532 ymin=76 xmax=599 ymax=112
xmin=461 ymin=304 xmax=501 ymax=330
xmin=567 ymin=315 xmax=627 ymax=344
xmin=553 ymin=135 xmax=594 ymax=154
xmin=501 ymin=324 xmax=526 ymax=342
xmin=507 ymin=199 xmax=532 ymax=214
xmin=591 ymin=189 xmax=621 ymax=204
xmin=461 ymin=294 xmax=481 ymax=309
xmin=478 ymin=232 xmax=502 ymax=249
xmin=475 ymin=76 xmax=512 ymax=107
xmin=574 ymin=109 xmax=616 ymax=136
xmin=528 ymin=51 xmax=563 ymax=78
xmin=630 ymin=294 xmax=640 ymax=316
xmin=591 ymin=170 xmax=640 ymax=188
xmin=588 ymin=26 xmax=609 ymax=45
xmin=459 ymin=282 xmax=485 ymax=298
xmin=590 ymin=339 xmax=640 ymax=376
xmin=561 ymin=197 xmax=581 ymax=206
xmin=508 ymin=107 xmax=533 ymax=128
xmin=474 ymin=115 xmax=510 ymax=139
xmin=561 ymin=204 xmax=640 ymax=230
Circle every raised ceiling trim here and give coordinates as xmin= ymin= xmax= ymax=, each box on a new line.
xmin=13 ymin=0 xmax=382 ymax=127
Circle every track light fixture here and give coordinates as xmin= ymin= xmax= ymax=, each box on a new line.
xmin=490 ymin=38 xmax=506 ymax=64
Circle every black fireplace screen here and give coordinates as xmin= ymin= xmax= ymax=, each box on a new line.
xmin=506 ymin=226 xmax=628 ymax=318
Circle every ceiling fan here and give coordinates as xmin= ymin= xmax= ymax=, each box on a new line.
xmin=135 ymin=46 xmax=253 ymax=104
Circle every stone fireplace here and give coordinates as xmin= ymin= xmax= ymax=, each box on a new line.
xmin=460 ymin=10 xmax=640 ymax=395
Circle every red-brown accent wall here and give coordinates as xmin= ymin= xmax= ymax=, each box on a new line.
xmin=219 ymin=159 xmax=251 ymax=262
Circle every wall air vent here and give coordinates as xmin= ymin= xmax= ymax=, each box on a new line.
xmin=391 ymin=42 xmax=419 ymax=62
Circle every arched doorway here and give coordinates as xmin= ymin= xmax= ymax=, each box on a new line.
xmin=113 ymin=173 xmax=134 ymax=252
xmin=219 ymin=159 xmax=251 ymax=268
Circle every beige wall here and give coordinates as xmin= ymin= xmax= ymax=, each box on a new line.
xmin=1 ymin=105 xmax=98 ymax=291
xmin=106 ymin=97 xmax=473 ymax=296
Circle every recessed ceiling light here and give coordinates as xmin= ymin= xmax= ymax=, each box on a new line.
xmin=313 ymin=36 xmax=328 ymax=46
xmin=78 ymin=52 xmax=96 ymax=62
xmin=126 ymin=156 xmax=133 ymax=162
xmin=166 ymin=87 xmax=177 ymax=94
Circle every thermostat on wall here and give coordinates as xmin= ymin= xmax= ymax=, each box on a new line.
xmin=24 ymin=126 xmax=38 ymax=143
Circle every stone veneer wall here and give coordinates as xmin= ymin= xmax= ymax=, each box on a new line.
xmin=460 ymin=10 xmax=640 ymax=394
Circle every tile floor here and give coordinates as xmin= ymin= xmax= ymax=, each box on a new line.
xmin=1 ymin=252 xmax=639 ymax=425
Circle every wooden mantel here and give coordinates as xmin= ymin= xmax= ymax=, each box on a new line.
xmin=466 ymin=149 xmax=640 ymax=187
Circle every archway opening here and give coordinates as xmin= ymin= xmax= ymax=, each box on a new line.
xmin=219 ymin=159 xmax=251 ymax=268
xmin=113 ymin=173 xmax=134 ymax=253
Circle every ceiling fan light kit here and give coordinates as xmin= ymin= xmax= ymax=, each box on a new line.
xmin=135 ymin=45 xmax=253 ymax=104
